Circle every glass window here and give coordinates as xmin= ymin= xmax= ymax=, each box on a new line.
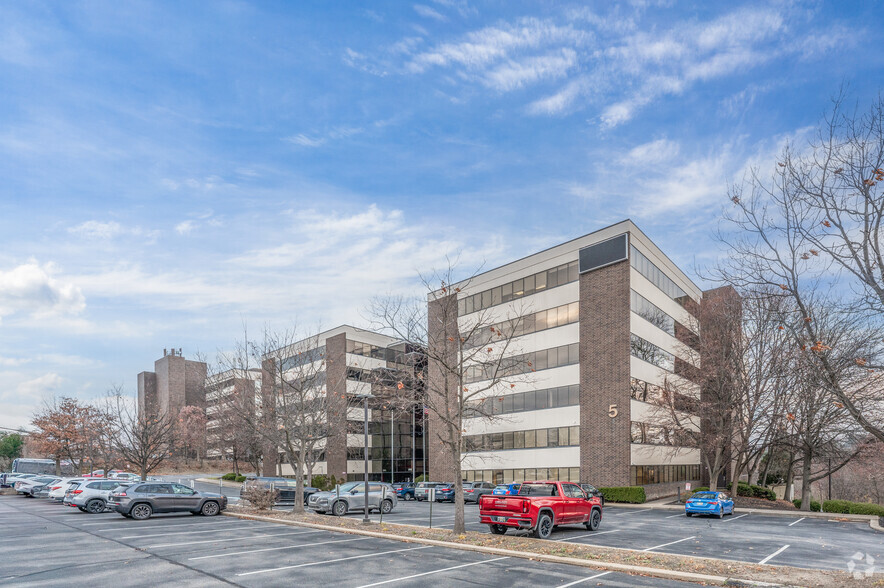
xmin=502 ymin=395 xmax=513 ymax=413
xmin=512 ymin=394 xmax=524 ymax=412
xmin=569 ymin=385 xmax=580 ymax=405
xmin=535 ymin=429 xmax=548 ymax=447
xmin=523 ymin=390 xmax=535 ymax=411
xmin=556 ymin=387 xmax=570 ymax=406
xmin=535 ymin=310 xmax=547 ymax=331
xmin=513 ymin=279 xmax=524 ymax=297
xmin=569 ymin=343 xmax=579 ymax=363
xmin=535 ymin=389 xmax=548 ymax=409
xmin=548 ymin=428 xmax=559 ymax=447
xmin=172 ymin=483 xmax=195 ymax=495
xmin=465 ymin=296 xmax=474 ymax=314
xmin=569 ymin=261 xmax=579 ymax=282
xmin=525 ymin=430 xmax=536 ymax=448
xmin=513 ymin=431 xmax=525 ymax=449
xmin=558 ymin=266 xmax=568 ymax=286
xmin=547 ymin=268 xmax=559 ymax=289
xmin=569 ymin=302 xmax=579 ymax=323
xmin=559 ymin=427 xmax=570 ymax=446
xmin=501 ymin=282 xmax=513 ymax=302
xmin=491 ymin=287 xmax=501 ymax=306
xmin=548 ymin=347 xmax=559 ymax=368
xmin=570 ymin=426 xmax=580 ymax=445
xmin=503 ymin=432 xmax=514 ymax=450
xmin=524 ymin=274 xmax=535 ymax=295
xmin=491 ymin=433 xmax=503 ymax=450
xmin=481 ymin=290 xmax=491 ymax=309
xmin=534 ymin=351 xmax=547 ymax=370
xmin=535 ymin=272 xmax=547 ymax=291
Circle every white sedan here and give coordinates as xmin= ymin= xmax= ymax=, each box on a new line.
xmin=48 ymin=478 xmax=86 ymax=501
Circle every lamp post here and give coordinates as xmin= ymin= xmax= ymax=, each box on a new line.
xmin=354 ymin=392 xmax=374 ymax=524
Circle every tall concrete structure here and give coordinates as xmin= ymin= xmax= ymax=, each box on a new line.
xmin=429 ymin=220 xmax=713 ymax=499
xmin=137 ymin=348 xmax=207 ymax=419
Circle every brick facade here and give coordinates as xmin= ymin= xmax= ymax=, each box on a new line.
xmin=260 ymin=359 xmax=278 ymax=477
xmin=579 ymin=257 xmax=631 ymax=487
xmin=427 ymin=293 xmax=459 ymax=484
xmin=325 ymin=333 xmax=348 ymax=483
xmin=137 ymin=371 xmax=157 ymax=416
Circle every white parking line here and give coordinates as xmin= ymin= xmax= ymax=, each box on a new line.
xmin=555 ymin=529 xmax=619 ymax=542
xmin=353 ymin=556 xmax=510 ymax=587
xmin=665 ymin=514 xmax=685 ymax=518
xmin=788 ymin=518 xmax=805 ymax=527
xmin=120 ymin=524 xmax=276 ymax=539
xmin=759 ymin=544 xmax=790 ymax=564
xmin=236 ymin=545 xmax=431 ymax=576
xmin=723 ymin=514 xmax=749 ymax=522
xmin=188 ymin=536 xmax=371 ymax=560
xmin=641 ymin=536 xmax=696 ymax=552
xmin=556 ymin=571 xmax=612 ymax=587
xmin=148 ymin=529 xmax=322 ymax=549
xmin=87 ymin=519 xmax=248 ymax=530
xmin=608 ymin=508 xmax=651 ymax=516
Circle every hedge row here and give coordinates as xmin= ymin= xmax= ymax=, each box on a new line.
xmin=728 ymin=481 xmax=776 ymax=501
xmin=822 ymin=499 xmax=884 ymax=516
xmin=221 ymin=473 xmax=247 ymax=482
xmin=599 ymin=486 xmax=646 ymax=504
xmin=792 ymin=498 xmax=822 ymax=511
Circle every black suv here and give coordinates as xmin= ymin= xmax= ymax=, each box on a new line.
xmin=108 ymin=482 xmax=228 ymax=520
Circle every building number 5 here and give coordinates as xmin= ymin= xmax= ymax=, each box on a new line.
xmin=608 ymin=404 xmax=618 ymax=418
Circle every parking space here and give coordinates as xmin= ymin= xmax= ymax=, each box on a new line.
xmin=297 ymin=498 xmax=882 ymax=571
xmin=1 ymin=495 xmax=701 ymax=587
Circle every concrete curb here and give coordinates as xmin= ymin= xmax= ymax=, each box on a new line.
xmin=611 ymin=501 xmax=883 ymax=531
xmin=222 ymin=510 xmax=782 ymax=587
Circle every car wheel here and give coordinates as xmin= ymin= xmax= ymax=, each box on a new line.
xmin=716 ymin=507 xmax=723 ymax=519
xmin=535 ymin=513 xmax=554 ymax=540
xmin=585 ymin=509 xmax=602 ymax=531
xmin=130 ymin=503 xmax=153 ymax=520
xmin=685 ymin=512 xmax=692 ymax=517
xmin=78 ymin=507 xmax=87 ymax=512
xmin=381 ymin=499 xmax=394 ymax=514
xmin=201 ymin=501 xmax=220 ymax=517
xmin=489 ymin=524 xmax=507 ymax=535
xmin=332 ymin=500 xmax=348 ymax=516
xmin=86 ymin=499 xmax=105 ymax=514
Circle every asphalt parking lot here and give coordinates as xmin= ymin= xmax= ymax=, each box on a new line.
xmin=0 ymin=495 xmax=701 ymax=587
xmin=278 ymin=498 xmax=883 ymax=572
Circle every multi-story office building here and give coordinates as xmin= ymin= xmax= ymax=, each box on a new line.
xmin=137 ymin=348 xmax=207 ymax=418
xmin=205 ymin=368 xmax=263 ymax=462
xmin=262 ymin=325 xmax=426 ymax=482
xmin=428 ymin=220 xmax=709 ymax=498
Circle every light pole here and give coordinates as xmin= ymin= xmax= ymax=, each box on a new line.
xmin=355 ymin=392 xmax=374 ymax=524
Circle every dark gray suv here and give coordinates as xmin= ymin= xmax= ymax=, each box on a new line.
xmin=108 ymin=482 xmax=227 ymax=520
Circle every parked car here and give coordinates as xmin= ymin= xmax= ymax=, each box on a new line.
xmin=13 ymin=476 xmax=60 ymax=496
xmin=685 ymin=491 xmax=734 ymax=518
xmin=241 ymin=476 xmax=318 ymax=505
xmin=1 ymin=473 xmax=38 ymax=488
xmin=64 ymin=480 xmax=133 ymax=513
xmin=307 ymin=482 xmax=397 ymax=516
xmin=579 ymin=483 xmax=605 ymax=506
xmin=433 ymin=483 xmax=456 ymax=502
xmin=414 ymin=481 xmax=445 ymax=501
xmin=25 ymin=478 xmax=62 ymax=498
xmin=479 ymin=481 xmax=603 ymax=539
xmin=463 ymin=481 xmax=496 ymax=503
xmin=492 ymin=483 xmax=521 ymax=496
xmin=393 ymin=482 xmax=415 ymax=500
xmin=48 ymin=478 xmax=85 ymax=501
xmin=108 ymin=472 xmax=141 ymax=481
xmin=83 ymin=470 xmax=105 ymax=478
xmin=108 ymin=482 xmax=228 ymax=520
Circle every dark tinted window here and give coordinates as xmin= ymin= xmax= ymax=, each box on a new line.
xmin=86 ymin=482 xmax=103 ymax=489
xmin=579 ymin=234 xmax=628 ymax=273
xmin=519 ymin=483 xmax=557 ymax=496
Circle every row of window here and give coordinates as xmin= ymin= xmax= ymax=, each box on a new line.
xmin=464 ymin=467 xmax=582 ymax=484
xmin=464 ymin=426 xmax=580 ymax=452
xmin=346 ymin=340 xmax=411 ymax=366
xmin=346 ymin=447 xmax=423 ymax=461
xmin=457 ymin=260 xmax=580 ymax=317
xmin=630 ymin=246 xmax=695 ymax=311
xmin=630 ymin=421 xmax=697 ymax=447
xmin=280 ymin=346 xmax=326 ymax=371
xmin=630 ymin=377 xmax=666 ymax=404
xmin=464 ymin=384 xmax=580 ymax=417
xmin=631 ymin=290 xmax=676 ymax=336
xmin=465 ymin=302 xmax=579 ymax=349
xmin=464 ymin=342 xmax=580 ymax=384
xmin=630 ymin=334 xmax=675 ymax=371
xmin=631 ymin=464 xmax=701 ymax=486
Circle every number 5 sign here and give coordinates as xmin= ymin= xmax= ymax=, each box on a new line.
xmin=608 ymin=404 xmax=618 ymax=418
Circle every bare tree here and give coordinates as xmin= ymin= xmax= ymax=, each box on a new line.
xmin=177 ymin=406 xmax=207 ymax=467
xmin=367 ymin=263 xmax=532 ymax=534
xmin=717 ymin=91 xmax=884 ymax=443
xmin=112 ymin=394 xmax=176 ymax=481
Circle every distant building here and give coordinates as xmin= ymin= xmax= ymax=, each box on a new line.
xmin=137 ymin=348 xmax=207 ymax=418
xmin=205 ymin=368 xmax=262 ymax=463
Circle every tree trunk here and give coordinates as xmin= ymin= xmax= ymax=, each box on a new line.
xmin=783 ymin=452 xmax=795 ymax=501
xmin=291 ymin=451 xmax=306 ymax=514
xmin=800 ymin=446 xmax=813 ymax=511
xmin=731 ymin=461 xmax=744 ymax=498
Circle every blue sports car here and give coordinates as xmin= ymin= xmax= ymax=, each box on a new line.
xmin=685 ymin=491 xmax=735 ymax=518
xmin=492 ymin=483 xmax=521 ymax=496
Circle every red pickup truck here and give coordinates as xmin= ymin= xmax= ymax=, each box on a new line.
xmin=478 ymin=480 xmax=603 ymax=539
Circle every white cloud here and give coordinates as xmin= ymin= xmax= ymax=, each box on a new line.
xmin=175 ymin=220 xmax=195 ymax=235
xmin=0 ymin=262 xmax=85 ymax=320
xmin=414 ymin=4 xmax=447 ymax=21
xmin=285 ymin=133 xmax=326 ymax=147
xmin=620 ymin=138 xmax=680 ymax=165
xmin=483 ymin=49 xmax=577 ymax=92
xmin=68 ymin=220 xmax=123 ymax=239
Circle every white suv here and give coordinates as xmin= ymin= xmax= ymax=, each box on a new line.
xmin=65 ymin=480 xmax=133 ymax=513
xmin=48 ymin=478 xmax=85 ymax=501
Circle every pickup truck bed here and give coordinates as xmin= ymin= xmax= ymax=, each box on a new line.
xmin=478 ymin=480 xmax=603 ymax=539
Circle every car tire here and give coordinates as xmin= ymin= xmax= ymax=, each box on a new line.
xmin=78 ymin=507 xmax=87 ymax=512
xmin=489 ymin=524 xmax=507 ymax=535
xmin=534 ymin=513 xmax=554 ymax=540
xmin=381 ymin=499 xmax=394 ymax=514
xmin=685 ymin=512 xmax=692 ymax=517
xmin=716 ymin=507 xmax=723 ymax=519
xmin=86 ymin=499 xmax=105 ymax=514
xmin=130 ymin=503 xmax=153 ymax=520
xmin=585 ymin=509 xmax=602 ymax=531
xmin=201 ymin=501 xmax=220 ymax=517
xmin=332 ymin=500 xmax=348 ymax=516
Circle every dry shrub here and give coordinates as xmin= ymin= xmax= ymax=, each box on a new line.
xmin=241 ymin=486 xmax=279 ymax=510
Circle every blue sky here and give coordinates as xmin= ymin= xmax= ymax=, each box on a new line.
xmin=1 ymin=0 xmax=882 ymax=429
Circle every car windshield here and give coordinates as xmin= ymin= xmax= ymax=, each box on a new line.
xmin=692 ymin=492 xmax=717 ymax=499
